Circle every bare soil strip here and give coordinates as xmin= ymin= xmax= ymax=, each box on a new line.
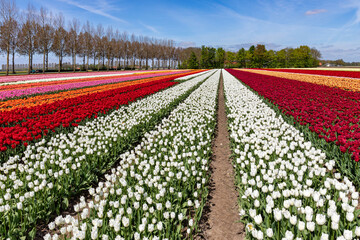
xmin=198 ymin=70 xmax=245 ymax=239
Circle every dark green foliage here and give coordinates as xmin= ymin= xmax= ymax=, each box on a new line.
xmin=180 ymin=44 xmax=322 ymax=69
xmin=188 ymin=51 xmax=199 ymax=69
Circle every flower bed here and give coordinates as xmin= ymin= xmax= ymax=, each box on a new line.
xmin=0 ymin=71 xmax=203 ymax=112
xmin=0 ymin=70 xmax=192 ymax=100
xmin=0 ymin=71 xmax=201 ymax=155
xmin=241 ymin=69 xmax=360 ymax=91
xmin=263 ymin=68 xmax=360 ymax=79
xmin=223 ymin=69 xmax=360 ymax=240
xmin=0 ymin=70 xmax=173 ymax=84
xmin=226 ymin=69 xmax=360 ymax=187
xmin=0 ymin=70 xmax=215 ymax=239
xmin=44 ymin=70 xmax=220 ymax=240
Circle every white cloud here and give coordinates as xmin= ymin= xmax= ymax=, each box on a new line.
xmin=178 ymin=41 xmax=196 ymax=48
xmin=139 ymin=22 xmax=159 ymax=34
xmin=319 ymin=45 xmax=360 ymax=61
xmin=348 ymin=0 xmax=360 ymax=24
xmin=305 ymin=9 xmax=327 ymax=15
xmin=58 ymin=0 xmax=128 ymax=24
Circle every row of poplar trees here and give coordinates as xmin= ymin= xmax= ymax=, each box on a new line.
xmin=0 ymin=0 xmax=180 ymax=75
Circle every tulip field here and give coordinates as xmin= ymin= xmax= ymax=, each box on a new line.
xmin=2 ymin=68 xmax=360 ymax=239
xmin=224 ymin=70 xmax=360 ymax=240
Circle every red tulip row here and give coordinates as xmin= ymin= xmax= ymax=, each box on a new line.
xmin=0 ymin=78 xmax=178 ymax=153
xmin=262 ymin=68 xmax=360 ymax=79
xmin=226 ymin=69 xmax=360 ymax=161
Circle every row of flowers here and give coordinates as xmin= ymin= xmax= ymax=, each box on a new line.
xmin=0 ymin=71 xmax=200 ymax=112
xmin=0 ymin=70 xmax=216 ymax=239
xmin=0 ymin=70 xmax=191 ymax=100
xmin=0 ymin=71 xmax=200 ymax=155
xmin=263 ymin=68 xmax=360 ymax=79
xmin=0 ymin=70 xmax=170 ymax=84
xmin=242 ymin=69 xmax=360 ymax=92
xmin=43 ymin=69 xmax=220 ymax=240
xmin=223 ymin=69 xmax=360 ymax=240
xmin=226 ymin=69 xmax=360 ymax=188
xmin=0 ymin=79 xmax=174 ymax=153
xmin=0 ymin=72 xmax=133 ymax=87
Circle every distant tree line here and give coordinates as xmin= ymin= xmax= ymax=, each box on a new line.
xmin=320 ymin=59 xmax=360 ymax=67
xmin=0 ymin=0 xmax=181 ymax=75
xmin=178 ymin=44 xmax=322 ymax=69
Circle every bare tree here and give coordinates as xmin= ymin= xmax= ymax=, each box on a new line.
xmin=51 ymin=13 xmax=67 ymax=73
xmin=17 ymin=3 xmax=38 ymax=74
xmin=105 ymin=26 xmax=113 ymax=70
xmin=121 ymin=32 xmax=129 ymax=69
xmin=83 ymin=21 xmax=93 ymax=71
xmin=94 ymin=24 xmax=104 ymax=71
xmin=68 ymin=18 xmax=80 ymax=72
xmin=10 ymin=20 xmax=19 ymax=74
xmin=36 ymin=7 xmax=53 ymax=73
xmin=149 ymin=38 xmax=158 ymax=70
xmin=137 ymin=35 xmax=148 ymax=70
xmin=143 ymin=36 xmax=151 ymax=70
xmin=0 ymin=1 xmax=180 ymax=74
xmin=129 ymin=34 xmax=137 ymax=69
xmin=113 ymin=29 xmax=121 ymax=70
xmin=77 ymin=31 xmax=86 ymax=70
xmin=0 ymin=0 xmax=18 ymax=75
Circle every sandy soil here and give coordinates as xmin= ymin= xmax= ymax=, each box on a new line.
xmin=197 ymin=70 xmax=245 ymax=240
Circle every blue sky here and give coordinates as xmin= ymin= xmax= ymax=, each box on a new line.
xmin=14 ymin=0 xmax=360 ymax=62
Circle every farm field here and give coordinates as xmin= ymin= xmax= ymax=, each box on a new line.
xmin=1 ymin=68 xmax=360 ymax=240
xmin=2 ymin=0 xmax=360 ymax=238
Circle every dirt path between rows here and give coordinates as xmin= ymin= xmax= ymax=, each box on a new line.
xmin=197 ymin=70 xmax=245 ymax=239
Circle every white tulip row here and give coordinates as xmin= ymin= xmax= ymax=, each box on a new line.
xmin=175 ymin=70 xmax=206 ymax=80
xmin=222 ymin=70 xmax=360 ymax=240
xmin=43 ymin=70 xmax=220 ymax=240
xmin=0 ymin=69 xmax=216 ymax=238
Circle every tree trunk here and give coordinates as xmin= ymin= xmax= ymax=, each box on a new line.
xmin=46 ymin=52 xmax=49 ymax=71
xmin=43 ymin=51 xmax=46 ymax=74
xmin=58 ymin=55 xmax=61 ymax=73
xmin=30 ymin=53 xmax=33 ymax=72
xmin=97 ymin=56 xmax=100 ymax=71
xmin=12 ymin=49 xmax=15 ymax=74
xmin=28 ymin=51 xmax=31 ymax=75
xmin=86 ymin=54 xmax=89 ymax=72
xmin=73 ymin=52 xmax=76 ymax=72
xmin=6 ymin=45 xmax=9 ymax=76
xmin=83 ymin=55 xmax=85 ymax=70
